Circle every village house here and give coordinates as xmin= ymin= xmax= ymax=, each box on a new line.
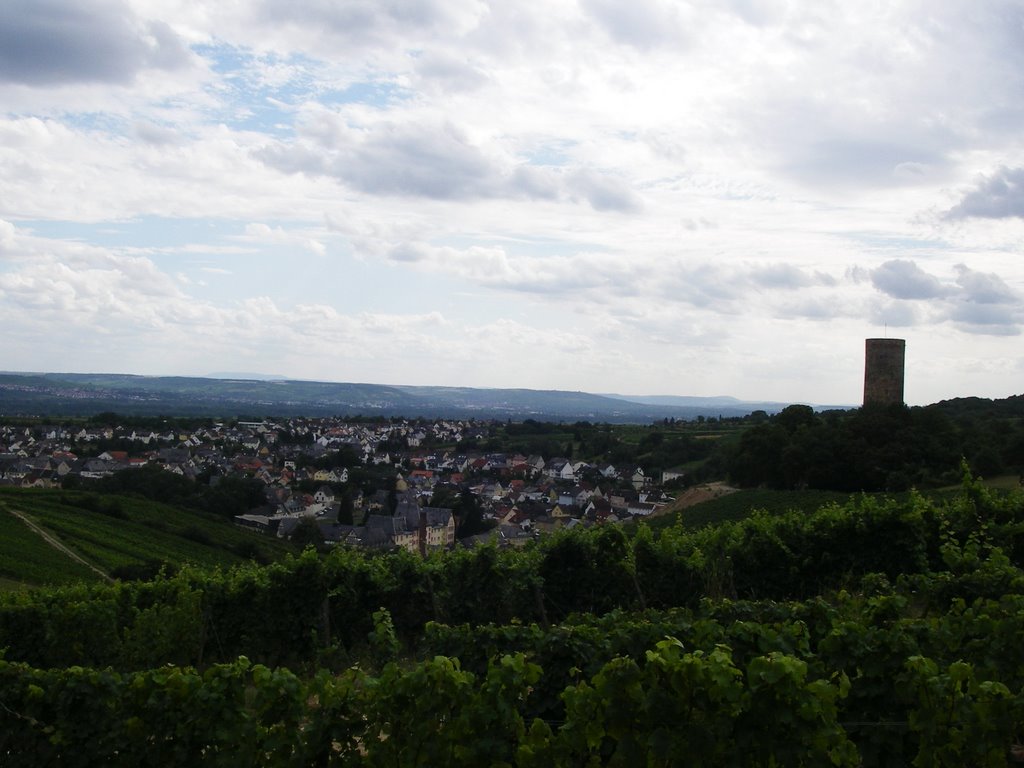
xmin=5 ymin=413 xmax=684 ymax=554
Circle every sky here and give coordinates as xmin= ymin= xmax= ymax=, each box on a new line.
xmin=0 ymin=0 xmax=1022 ymax=407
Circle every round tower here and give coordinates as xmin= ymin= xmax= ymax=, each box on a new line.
xmin=863 ymin=338 xmax=906 ymax=406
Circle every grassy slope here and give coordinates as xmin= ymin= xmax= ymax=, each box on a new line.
xmin=645 ymin=489 xmax=856 ymax=533
xmin=0 ymin=487 xmax=293 ymax=588
xmin=0 ymin=506 xmax=101 ymax=586
xmin=644 ymin=474 xmax=1023 ymax=534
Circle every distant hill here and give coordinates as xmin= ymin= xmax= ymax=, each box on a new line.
xmin=0 ymin=372 xmax=824 ymax=422
xmin=928 ymin=394 xmax=1024 ymax=420
xmin=206 ymin=372 xmax=288 ymax=381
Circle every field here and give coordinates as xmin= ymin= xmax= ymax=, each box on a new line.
xmin=645 ymin=474 xmax=1024 ymax=534
xmin=0 ymin=506 xmax=101 ymax=586
xmin=650 ymin=488 xmax=858 ymax=531
xmin=0 ymin=487 xmax=293 ymax=588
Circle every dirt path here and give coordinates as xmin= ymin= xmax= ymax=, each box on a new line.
xmin=4 ymin=505 xmax=114 ymax=582
xmin=651 ymin=481 xmax=740 ymax=518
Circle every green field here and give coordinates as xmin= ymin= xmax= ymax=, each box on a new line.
xmin=644 ymin=489 xmax=856 ymax=533
xmin=0 ymin=507 xmax=101 ymax=586
xmin=644 ymin=474 xmax=1023 ymax=534
xmin=0 ymin=488 xmax=293 ymax=589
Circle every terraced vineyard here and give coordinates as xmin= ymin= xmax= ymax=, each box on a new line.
xmin=646 ymin=477 xmax=1022 ymax=534
xmin=0 ymin=507 xmax=100 ymax=586
xmin=649 ymin=488 xmax=858 ymax=532
xmin=0 ymin=488 xmax=293 ymax=588
xmin=3 ymin=477 xmax=1024 ymax=765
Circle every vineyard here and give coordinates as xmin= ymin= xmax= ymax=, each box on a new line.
xmin=0 ymin=488 xmax=293 ymax=586
xmin=2 ymin=472 xmax=1024 ymax=765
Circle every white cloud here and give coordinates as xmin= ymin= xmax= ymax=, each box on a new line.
xmin=581 ymin=0 xmax=692 ymax=50
xmin=259 ymin=113 xmax=642 ymax=211
xmin=0 ymin=0 xmax=191 ymax=86
xmin=953 ymin=263 xmax=1018 ymax=304
xmin=869 ymin=300 xmax=918 ymax=328
xmin=945 ymin=167 xmax=1024 ymax=220
xmin=871 ymin=260 xmax=947 ymax=300
xmin=0 ymin=218 xmax=16 ymax=252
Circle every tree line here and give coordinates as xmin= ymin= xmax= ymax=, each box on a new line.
xmin=723 ymin=400 xmax=1024 ymax=492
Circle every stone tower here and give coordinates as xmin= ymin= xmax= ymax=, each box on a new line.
xmin=863 ymin=338 xmax=906 ymax=406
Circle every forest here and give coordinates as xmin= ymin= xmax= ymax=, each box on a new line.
xmin=2 ymin=468 xmax=1024 ymax=766
xmin=719 ymin=398 xmax=1024 ymax=492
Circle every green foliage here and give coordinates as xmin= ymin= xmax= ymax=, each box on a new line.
xmin=455 ymin=487 xmax=491 ymax=539
xmin=903 ymin=656 xmax=1023 ymax=767
xmin=89 ymin=465 xmax=267 ymax=519
xmin=369 ymin=607 xmax=400 ymax=662
xmin=725 ymin=403 xmax=968 ymax=491
xmin=2 ymin=476 xmax=1024 ymax=763
xmin=649 ymin=488 xmax=855 ymax=532
xmin=3 ymin=477 xmax=1022 ymax=672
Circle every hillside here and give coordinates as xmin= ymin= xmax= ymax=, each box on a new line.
xmin=0 ymin=371 xmax=793 ymax=421
xmin=0 ymin=488 xmax=292 ymax=588
xmin=4 ymin=482 xmax=1024 ymax=765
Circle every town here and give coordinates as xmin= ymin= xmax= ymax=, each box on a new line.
xmin=0 ymin=416 xmax=688 ymax=554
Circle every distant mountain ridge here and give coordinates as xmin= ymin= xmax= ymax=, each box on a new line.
xmin=206 ymin=372 xmax=288 ymax=381
xmin=0 ymin=371 xmax=836 ymax=422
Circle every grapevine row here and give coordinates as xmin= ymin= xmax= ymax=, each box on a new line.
xmin=3 ymin=639 xmax=1019 ymax=767
xmin=1 ymin=481 xmax=1020 ymax=672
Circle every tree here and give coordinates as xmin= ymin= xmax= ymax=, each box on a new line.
xmin=290 ymin=517 xmax=324 ymax=550
xmin=455 ymin=489 xmax=490 ymax=539
xmin=338 ymin=489 xmax=355 ymax=526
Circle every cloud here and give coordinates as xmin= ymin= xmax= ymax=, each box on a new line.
xmin=749 ymin=263 xmax=818 ymax=290
xmin=0 ymin=0 xmax=190 ymax=86
xmin=0 ymin=252 xmax=184 ymax=330
xmin=949 ymin=302 xmax=1021 ymax=336
xmin=582 ymin=0 xmax=691 ymax=49
xmin=0 ymin=218 xmax=15 ymax=252
xmin=870 ymin=259 xmax=946 ymax=300
xmin=260 ymin=115 xmax=641 ymax=211
xmin=509 ymin=166 xmax=561 ymax=200
xmin=382 ymin=242 xmax=535 ymax=288
xmin=945 ymin=166 xmax=1024 ymax=220
xmin=412 ymin=51 xmax=489 ymax=93
xmin=722 ymin=3 xmax=1024 ymax=193
xmin=332 ymin=122 xmax=497 ymax=199
xmin=779 ymin=138 xmax=947 ymax=190
xmin=944 ymin=263 xmax=1021 ymax=335
xmin=567 ymin=169 xmax=643 ymax=213
xmin=132 ymin=121 xmax=181 ymax=146
xmin=2 ymin=1 xmax=1024 ymax=403
xmin=949 ymin=302 xmax=1018 ymax=327
xmin=953 ymin=263 xmax=1018 ymax=304
xmin=0 ymin=234 xmax=459 ymax=374
xmin=864 ymin=259 xmax=1021 ymax=336
xmin=255 ymin=0 xmax=479 ymax=50
xmin=869 ymin=300 xmax=918 ymax=328
xmin=376 ymin=242 xmax=853 ymax=321
xmin=260 ymin=119 xmax=500 ymax=200
xmin=656 ymin=263 xmax=747 ymax=310
xmin=775 ymin=297 xmax=853 ymax=320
